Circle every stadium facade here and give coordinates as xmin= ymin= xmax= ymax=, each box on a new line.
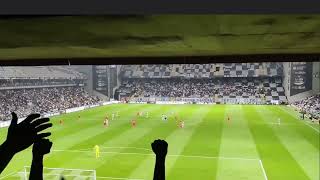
xmin=0 ymin=62 xmax=319 ymax=122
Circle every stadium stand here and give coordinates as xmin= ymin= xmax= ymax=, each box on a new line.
xmin=117 ymin=63 xmax=287 ymax=104
xmin=0 ymin=66 xmax=100 ymax=121
xmin=293 ymin=94 xmax=320 ymax=120
xmin=121 ymin=63 xmax=283 ymax=78
xmin=0 ymin=66 xmax=85 ymax=79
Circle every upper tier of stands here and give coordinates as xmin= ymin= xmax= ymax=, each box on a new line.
xmin=0 ymin=66 xmax=86 ymax=79
xmin=121 ymin=63 xmax=283 ymax=78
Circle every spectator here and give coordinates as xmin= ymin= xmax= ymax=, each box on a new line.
xmin=0 ymin=112 xmax=52 ymax=174
xmin=293 ymin=94 xmax=320 ymax=120
xmin=0 ymin=87 xmax=100 ymax=121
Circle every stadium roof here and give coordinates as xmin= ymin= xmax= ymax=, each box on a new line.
xmin=0 ymin=15 xmax=320 ymax=65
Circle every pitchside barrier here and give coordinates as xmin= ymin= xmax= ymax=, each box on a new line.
xmin=22 ymin=166 xmax=96 ymax=180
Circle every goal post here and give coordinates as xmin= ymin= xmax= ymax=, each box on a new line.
xmin=23 ymin=166 xmax=96 ymax=180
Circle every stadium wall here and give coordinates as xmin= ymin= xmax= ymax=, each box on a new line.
xmin=69 ymin=65 xmax=93 ymax=94
xmin=72 ymin=65 xmax=109 ymax=100
xmin=312 ymin=61 xmax=320 ymax=92
xmin=283 ymin=62 xmax=291 ymax=98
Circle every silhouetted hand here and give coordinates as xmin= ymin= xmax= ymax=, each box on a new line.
xmin=29 ymin=138 xmax=52 ymax=180
xmin=6 ymin=112 xmax=52 ymax=154
xmin=32 ymin=138 xmax=52 ymax=157
xmin=152 ymin=139 xmax=168 ymax=159
xmin=0 ymin=112 xmax=52 ymax=175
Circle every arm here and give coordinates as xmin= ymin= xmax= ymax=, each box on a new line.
xmin=153 ymin=155 xmax=166 ymax=180
xmin=29 ymin=139 xmax=52 ymax=180
xmin=0 ymin=141 xmax=15 ymax=174
xmin=151 ymin=139 xmax=168 ymax=180
xmin=0 ymin=112 xmax=52 ymax=175
xmin=29 ymin=154 xmax=44 ymax=180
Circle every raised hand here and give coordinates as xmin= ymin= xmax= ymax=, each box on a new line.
xmin=6 ymin=112 xmax=52 ymax=154
xmin=32 ymin=138 xmax=53 ymax=158
xmin=29 ymin=139 xmax=53 ymax=180
xmin=151 ymin=139 xmax=168 ymax=158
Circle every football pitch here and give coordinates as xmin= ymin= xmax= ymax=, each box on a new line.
xmin=0 ymin=104 xmax=319 ymax=180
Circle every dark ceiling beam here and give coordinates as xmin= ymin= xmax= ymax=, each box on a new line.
xmin=0 ymin=53 xmax=319 ymax=66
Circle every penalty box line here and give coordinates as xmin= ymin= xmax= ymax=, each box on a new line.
xmin=52 ymin=149 xmax=269 ymax=180
xmin=52 ymin=149 xmax=259 ymax=161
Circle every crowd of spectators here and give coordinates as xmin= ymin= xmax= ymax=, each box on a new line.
xmin=116 ymin=78 xmax=282 ymax=103
xmin=0 ymin=79 xmax=83 ymax=87
xmin=293 ymin=94 xmax=320 ymax=120
xmin=0 ymin=87 xmax=100 ymax=121
xmin=121 ymin=62 xmax=284 ymax=79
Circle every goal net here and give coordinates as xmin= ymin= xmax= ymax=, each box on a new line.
xmin=21 ymin=166 xmax=96 ymax=180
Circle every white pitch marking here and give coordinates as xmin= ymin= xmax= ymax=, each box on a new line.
xmin=69 ymin=146 xmax=152 ymax=152
xmin=17 ymin=172 xmax=144 ymax=180
xmin=302 ymin=121 xmax=320 ymax=133
xmin=97 ymin=176 xmax=144 ymax=180
xmin=52 ymin=149 xmax=259 ymax=161
xmin=0 ymin=171 xmax=18 ymax=179
xmin=280 ymin=107 xmax=319 ymax=133
xmin=259 ymin=160 xmax=268 ymax=180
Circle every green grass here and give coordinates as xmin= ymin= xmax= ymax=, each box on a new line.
xmin=0 ymin=104 xmax=319 ymax=180
xmin=0 ymin=15 xmax=320 ymax=60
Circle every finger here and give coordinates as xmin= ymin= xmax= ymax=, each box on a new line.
xmin=49 ymin=141 xmax=53 ymax=149
xmin=162 ymin=140 xmax=168 ymax=146
xmin=23 ymin=114 xmax=41 ymax=124
xmin=35 ymin=123 xmax=52 ymax=133
xmin=10 ymin=112 xmax=18 ymax=127
xmin=36 ymin=132 xmax=51 ymax=139
xmin=35 ymin=137 xmax=50 ymax=143
xmin=31 ymin=118 xmax=50 ymax=127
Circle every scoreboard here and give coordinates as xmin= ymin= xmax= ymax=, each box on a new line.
xmin=93 ymin=65 xmax=108 ymax=96
xmin=290 ymin=62 xmax=313 ymax=96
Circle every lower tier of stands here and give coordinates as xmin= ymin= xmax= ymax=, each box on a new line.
xmin=293 ymin=94 xmax=320 ymax=120
xmin=0 ymin=87 xmax=100 ymax=121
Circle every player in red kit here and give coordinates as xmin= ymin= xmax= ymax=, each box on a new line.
xmin=131 ymin=119 xmax=137 ymax=128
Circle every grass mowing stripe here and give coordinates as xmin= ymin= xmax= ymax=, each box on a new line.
xmin=165 ymin=106 xmax=212 ymax=180
xmin=244 ymin=105 xmax=310 ymax=180
xmin=280 ymin=106 xmax=319 ymax=132
xmin=92 ymin=105 xmax=185 ymax=178
xmin=46 ymin=104 xmax=162 ymax=169
xmin=216 ymin=105 xmax=263 ymax=180
xmin=167 ymin=105 xmax=224 ymax=180
xmin=125 ymin=105 xmax=196 ymax=179
xmin=70 ymin=104 xmax=159 ymax=150
xmin=274 ymin=106 xmax=319 ymax=150
xmin=260 ymin=106 xmax=319 ymax=180
xmin=49 ymin=104 xmax=144 ymax=140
